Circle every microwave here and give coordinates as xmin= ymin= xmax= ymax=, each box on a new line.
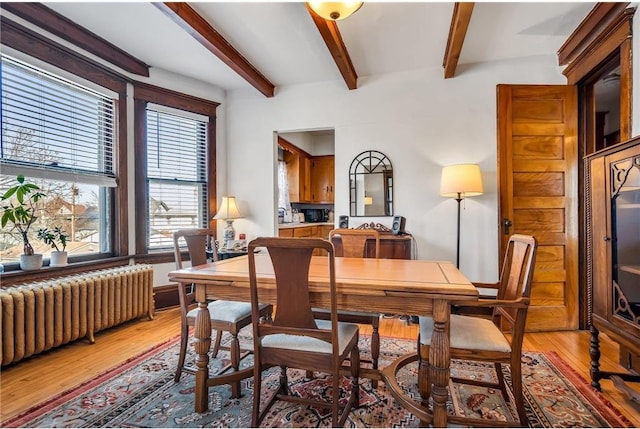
xmin=302 ymin=208 xmax=326 ymax=223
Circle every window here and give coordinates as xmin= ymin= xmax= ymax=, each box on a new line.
xmin=1 ymin=55 xmax=116 ymax=264
xmin=145 ymin=106 xmax=208 ymax=250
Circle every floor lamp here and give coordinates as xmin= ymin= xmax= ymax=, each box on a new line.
xmin=440 ymin=164 xmax=483 ymax=268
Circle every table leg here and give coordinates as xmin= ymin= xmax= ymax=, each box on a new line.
xmin=429 ymin=299 xmax=450 ymax=427
xmin=194 ymin=300 xmax=212 ymax=413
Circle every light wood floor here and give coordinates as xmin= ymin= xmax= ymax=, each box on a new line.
xmin=1 ymin=307 xmax=639 ymax=426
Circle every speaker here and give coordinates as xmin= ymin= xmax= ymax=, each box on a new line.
xmin=338 ymin=215 xmax=349 ymax=229
xmin=391 ymin=215 xmax=406 ymax=235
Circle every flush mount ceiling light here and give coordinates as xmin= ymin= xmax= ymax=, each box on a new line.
xmin=307 ymin=2 xmax=363 ymax=20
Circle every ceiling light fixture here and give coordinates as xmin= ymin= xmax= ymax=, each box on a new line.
xmin=307 ymin=2 xmax=363 ymax=21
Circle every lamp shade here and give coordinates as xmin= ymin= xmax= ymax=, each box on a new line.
xmin=440 ymin=164 xmax=484 ymax=198
xmin=307 ymin=1 xmax=363 ymax=20
xmin=213 ymin=196 xmax=243 ymax=220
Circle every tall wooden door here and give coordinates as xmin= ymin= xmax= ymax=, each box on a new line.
xmin=497 ymin=84 xmax=578 ymax=331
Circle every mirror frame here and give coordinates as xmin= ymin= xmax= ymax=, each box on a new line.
xmin=349 ymin=150 xmax=393 ymax=217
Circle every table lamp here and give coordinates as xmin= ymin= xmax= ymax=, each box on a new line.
xmin=440 ymin=164 xmax=483 ymax=268
xmin=213 ymin=196 xmax=243 ymax=249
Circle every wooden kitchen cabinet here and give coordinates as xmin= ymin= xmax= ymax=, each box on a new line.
xmin=284 ymin=150 xmax=311 ymax=203
xmin=586 ymin=136 xmax=640 ymax=392
xmin=311 ymin=156 xmax=335 ymax=203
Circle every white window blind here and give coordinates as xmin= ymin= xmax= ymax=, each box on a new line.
xmin=0 ymin=55 xmax=115 ymax=262
xmin=146 ymin=108 xmax=208 ymax=250
xmin=1 ymin=55 xmax=116 ymax=185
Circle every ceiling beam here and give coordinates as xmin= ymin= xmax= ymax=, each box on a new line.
xmin=306 ymin=4 xmax=358 ymax=90
xmin=1 ymin=2 xmax=149 ymax=77
xmin=155 ymin=2 xmax=275 ymax=97
xmin=442 ymin=2 xmax=474 ymax=79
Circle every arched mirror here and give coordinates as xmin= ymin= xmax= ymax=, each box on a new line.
xmin=349 ymin=150 xmax=393 ymax=216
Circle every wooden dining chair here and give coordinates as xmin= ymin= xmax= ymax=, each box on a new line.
xmin=417 ymin=234 xmax=537 ymax=426
xmin=172 ymin=229 xmax=272 ymax=398
xmin=248 ymin=237 xmax=360 ymax=427
xmin=311 ymin=228 xmax=381 ymax=387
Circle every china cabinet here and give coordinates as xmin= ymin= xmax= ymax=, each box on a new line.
xmin=586 ymin=136 xmax=640 ymax=393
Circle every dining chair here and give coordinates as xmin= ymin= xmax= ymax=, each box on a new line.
xmin=248 ymin=237 xmax=360 ymax=427
xmin=417 ymin=234 xmax=537 ymax=426
xmin=312 ymin=228 xmax=381 ymax=387
xmin=172 ymin=228 xmax=272 ymax=398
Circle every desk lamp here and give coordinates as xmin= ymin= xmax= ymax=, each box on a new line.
xmin=213 ymin=196 xmax=243 ymax=249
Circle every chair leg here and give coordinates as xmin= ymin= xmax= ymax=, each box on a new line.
xmin=332 ymin=367 xmax=340 ymax=427
xmin=211 ymin=329 xmax=222 ymax=358
xmin=351 ymin=346 xmax=360 ymax=409
xmin=417 ymin=344 xmax=431 ymax=404
xmin=371 ymin=316 xmax=380 ymax=389
xmin=174 ymin=324 xmax=189 ymax=382
xmin=229 ymin=333 xmax=241 ymax=398
xmin=278 ymin=365 xmax=289 ymax=395
xmin=252 ymin=364 xmax=261 ymax=427
xmin=495 ymin=363 xmax=507 ymax=401
xmin=510 ymin=360 xmax=527 ymax=426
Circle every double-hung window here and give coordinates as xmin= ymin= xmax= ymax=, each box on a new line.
xmin=145 ymin=105 xmax=208 ymax=251
xmin=0 ymin=54 xmax=116 ymax=264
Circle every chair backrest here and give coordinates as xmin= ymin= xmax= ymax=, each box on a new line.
xmin=248 ymin=237 xmax=338 ymax=351
xmin=493 ymin=234 xmax=537 ymax=340
xmin=173 ymin=228 xmax=218 ymax=313
xmin=173 ymin=228 xmax=218 ymax=270
xmin=329 ymin=228 xmax=380 ymax=258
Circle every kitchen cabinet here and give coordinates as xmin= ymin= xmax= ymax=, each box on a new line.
xmin=284 ymin=150 xmax=311 ymax=203
xmin=311 ymin=156 xmax=335 ymax=203
xmin=586 ymin=136 xmax=640 ymax=392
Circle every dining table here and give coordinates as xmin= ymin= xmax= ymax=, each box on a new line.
xmin=168 ymin=252 xmax=478 ymax=427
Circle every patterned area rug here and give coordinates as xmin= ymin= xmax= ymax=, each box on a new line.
xmin=4 ymin=333 xmax=632 ymax=428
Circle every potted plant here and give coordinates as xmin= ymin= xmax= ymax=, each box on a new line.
xmin=38 ymin=227 xmax=69 ymax=267
xmin=1 ymin=175 xmax=46 ymax=270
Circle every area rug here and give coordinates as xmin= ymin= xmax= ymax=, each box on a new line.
xmin=4 ymin=333 xmax=632 ymax=428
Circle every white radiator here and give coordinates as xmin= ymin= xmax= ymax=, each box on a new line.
xmin=1 ymin=264 xmax=154 ymax=366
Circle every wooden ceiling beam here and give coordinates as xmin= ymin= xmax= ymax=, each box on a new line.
xmin=443 ymin=2 xmax=474 ymax=79
xmin=155 ymin=2 xmax=275 ymax=97
xmin=306 ymin=4 xmax=358 ymax=90
xmin=1 ymin=2 xmax=149 ymax=77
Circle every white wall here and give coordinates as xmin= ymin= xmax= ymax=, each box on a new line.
xmin=224 ymin=54 xmax=567 ymax=282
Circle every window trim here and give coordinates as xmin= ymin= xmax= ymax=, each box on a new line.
xmin=133 ymin=82 xmax=218 ymax=255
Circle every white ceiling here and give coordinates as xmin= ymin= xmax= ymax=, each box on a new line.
xmin=40 ymin=2 xmax=595 ymax=94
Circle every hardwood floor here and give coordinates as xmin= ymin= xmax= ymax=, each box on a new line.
xmin=2 ymin=307 xmax=639 ymax=426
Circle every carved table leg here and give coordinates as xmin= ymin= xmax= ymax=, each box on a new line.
xmin=429 ymin=299 xmax=450 ymax=427
xmin=590 ymin=324 xmax=602 ymax=391
xmin=194 ymin=300 xmax=212 ymax=412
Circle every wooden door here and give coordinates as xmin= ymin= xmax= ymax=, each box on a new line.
xmin=497 ymin=84 xmax=578 ymax=331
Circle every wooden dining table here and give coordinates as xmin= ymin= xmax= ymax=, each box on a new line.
xmin=168 ymin=253 xmax=477 ymax=427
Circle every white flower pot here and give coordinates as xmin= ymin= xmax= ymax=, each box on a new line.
xmin=20 ymin=254 xmax=43 ymax=271
xmin=50 ymin=251 xmax=68 ymax=267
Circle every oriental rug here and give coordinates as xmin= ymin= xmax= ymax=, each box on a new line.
xmin=4 ymin=333 xmax=632 ymax=428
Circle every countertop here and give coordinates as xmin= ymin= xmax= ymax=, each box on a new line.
xmin=278 ymin=222 xmax=334 ymax=229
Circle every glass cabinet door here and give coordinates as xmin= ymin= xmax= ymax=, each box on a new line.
xmin=611 ymin=155 xmax=640 ymax=325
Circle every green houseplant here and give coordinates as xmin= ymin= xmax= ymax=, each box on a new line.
xmin=1 ymin=175 xmax=46 ymax=270
xmin=38 ymin=226 xmax=69 ymax=267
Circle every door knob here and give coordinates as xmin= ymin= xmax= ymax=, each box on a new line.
xmin=503 ymin=218 xmax=513 ymax=235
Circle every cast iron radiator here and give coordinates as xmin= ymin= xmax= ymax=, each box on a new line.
xmin=0 ymin=264 xmax=154 ymax=366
